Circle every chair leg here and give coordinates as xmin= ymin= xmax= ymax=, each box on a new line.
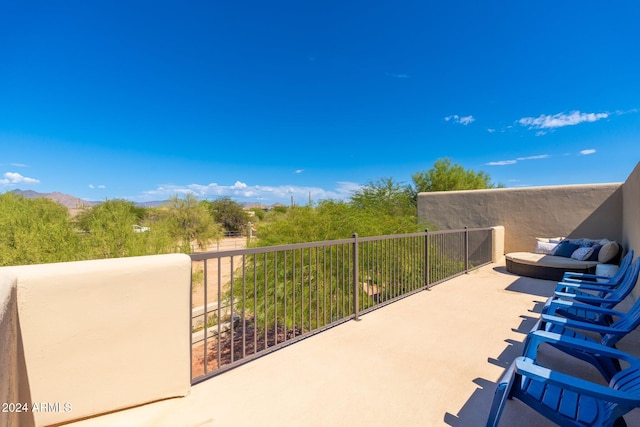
xmin=485 ymin=364 xmax=517 ymax=427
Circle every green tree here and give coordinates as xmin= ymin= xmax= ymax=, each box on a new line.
xmin=412 ymin=158 xmax=502 ymax=192
xmin=160 ymin=194 xmax=224 ymax=253
xmin=75 ymin=199 xmax=152 ymax=259
xmin=255 ymin=202 xmax=353 ymax=246
xmin=255 ymin=196 xmax=422 ymax=247
xmin=349 ymin=177 xmax=416 ymax=217
xmin=203 ymin=197 xmax=250 ymax=234
xmin=247 ymin=207 xmax=266 ymax=221
xmin=0 ymin=192 xmax=81 ymax=266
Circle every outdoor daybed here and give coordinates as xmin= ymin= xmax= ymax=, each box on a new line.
xmin=506 ymin=238 xmax=621 ymax=282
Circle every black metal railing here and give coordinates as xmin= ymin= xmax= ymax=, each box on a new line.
xmin=190 ymin=227 xmax=493 ymax=383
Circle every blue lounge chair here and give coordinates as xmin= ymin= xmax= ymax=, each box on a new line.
xmin=542 ymin=257 xmax=640 ymax=325
xmin=562 ymin=249 xmax=634 ymax=287
xmin=487 ymin=331 xmax=640 ymax=427
xmin=527 ymin=293 xmax=640 ymax=380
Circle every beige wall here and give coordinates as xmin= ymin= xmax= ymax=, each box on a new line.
xmin=622 ymin=162 xmax=640 ymax=299
xmin=0 ymin=275 xmax=19 ymax=427
xmin=491 ymin=226 xmax=505 ymax=262
xmin=623 ymin=162 xmax=640 ymax=257
xmin=0 ymin=254 xmax=192 ymax=427
xmin=418 ymin=183 xmax=623 ymax=254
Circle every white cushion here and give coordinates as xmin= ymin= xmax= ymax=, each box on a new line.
xmin=536 ymin=237 xmax=564 ymax=243
xmin=535 ymin=241 xmax=558 ymax=254
xmin=598 ymin=241 xmax=620 ymax=263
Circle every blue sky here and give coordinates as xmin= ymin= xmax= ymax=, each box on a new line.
xmin=2 ymin=1 xmax=639 ymax=205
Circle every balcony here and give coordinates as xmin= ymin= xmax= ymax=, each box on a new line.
xmin=3 ymin=255 xmax=640 ymax=426
xmin=58 ymin=261 xmax=640 ymax=426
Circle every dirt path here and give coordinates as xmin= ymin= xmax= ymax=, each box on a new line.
xmin=191 ymin=237 xmax=248 ymax=307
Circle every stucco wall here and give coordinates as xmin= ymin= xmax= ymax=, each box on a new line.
xmin=491 ymin=226 xmax=505 ymax=262
xmin=418 ymin=183 xmax=623 ymax=254
xmin=623 ymin=162 xmax=640 ymax=256
xmin=622 ymin=162 xmax=640 ymax=299
xmin=0 ymin=254 xmax=191 ymax=427
xmin=0 ymin=274 xmax=19 ymax=427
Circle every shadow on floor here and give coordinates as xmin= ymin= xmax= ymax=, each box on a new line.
xmin=444 ymin=272 xmax=557 ymax=426
xmin=493 ymin=266 xmax=557 ymax=298
xmin=445 ymin=270 xmax=640 ymax=426
xmin=443 ymin=327 xmax=544 ymax=426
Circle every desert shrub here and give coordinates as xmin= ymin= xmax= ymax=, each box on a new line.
xmin=0 ymin=193 xmax=81 ymax=265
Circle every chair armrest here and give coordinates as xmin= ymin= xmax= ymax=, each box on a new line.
xmin=540 ymin=313 xmax=626 ymax=335
xmin=555 ymin=282 xmax=616 ymax=294
xmin=553 ymin=291 xmax=618 ymax=305
xmin=552 ymin=291 xmax=608 ymax=303
xmin=563 ymin=274 xmax=613 ymax=283
xmin=524 ymin=330 xmax=638 ymax=364
xmin=513 ymin=357 xmax=640 ymax=405
xmin=552 ymin=291 xmax=577 ymax=300
xmin=555 ymin=282 xmax=616 ymax=292
xmin=545 ymin=299 xmax=624 ymax=318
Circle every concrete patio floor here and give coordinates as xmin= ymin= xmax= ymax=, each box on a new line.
xmin=68 ymin=260 xmax=640 ymax=427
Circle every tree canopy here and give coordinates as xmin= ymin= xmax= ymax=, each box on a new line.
xmin=412 ymin=158 xmax=502 ymax=192
xmin=0 ymin=192 xmax=81 ymax=265
xmin=255 ymin=196 xmax=423 ymax=247
xmin=349 ymin=177 xmax=416 ymax=217
xmin=75 ymin=199 xmax=150 ymax=259
xmin=202 ymin=197 xmax=250 ymax=233
xmin=243 ymin=160 xmax=500 ymax=246
xmin=159 ymin=194 xmax=224 ymax=253
xmin=0 ymin=193 xmax=225 ymax=265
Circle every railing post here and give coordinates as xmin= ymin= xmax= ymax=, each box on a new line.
xmin=424 ymin=229 xmax=430 ymax=290
xmin=464 ymin=226 xmax=469 ymax=273
xmin=352 ymin=233 xmax=360 ymax=321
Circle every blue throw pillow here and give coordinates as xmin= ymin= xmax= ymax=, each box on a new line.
xmin=554 ymin=241 xmax=580 ymax=258
xmin=588 ymin=244 xmax=603 ymax=261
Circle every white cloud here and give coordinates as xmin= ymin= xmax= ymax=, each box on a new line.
xmin=580 ymin=149 xmax=597 ymax=155
xmin=486 ymin=154 xmax=549 ymax=166
xmin=518 ymin=111 xmax=609 ymax=130
xmin=141 ymin=180 xmax=359 ymax=204
xmin=0 ymin=172 xmax=40 ymax=185
xmin=295 ymin=169 xmax=304 ymax=174
xmin=445 ymin=115 xmax=475 ymax=126
xmin=335 ymin=181 xmax=363 ymax=194
xmin=89 ymin=184 xmax=106 ymax=189
xmin=486 ymin=160 xmax=517 ymax=166
xmin=516 ymin=155 xmax=550 ymax=161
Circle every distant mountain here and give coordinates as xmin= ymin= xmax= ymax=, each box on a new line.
xmin=135 ymin=200 xmax=169 ymax=208
xmin=10 ymin=189 xmax=94 ymax=209
xmin=6 ymin=189 xmax=282 ymax=210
